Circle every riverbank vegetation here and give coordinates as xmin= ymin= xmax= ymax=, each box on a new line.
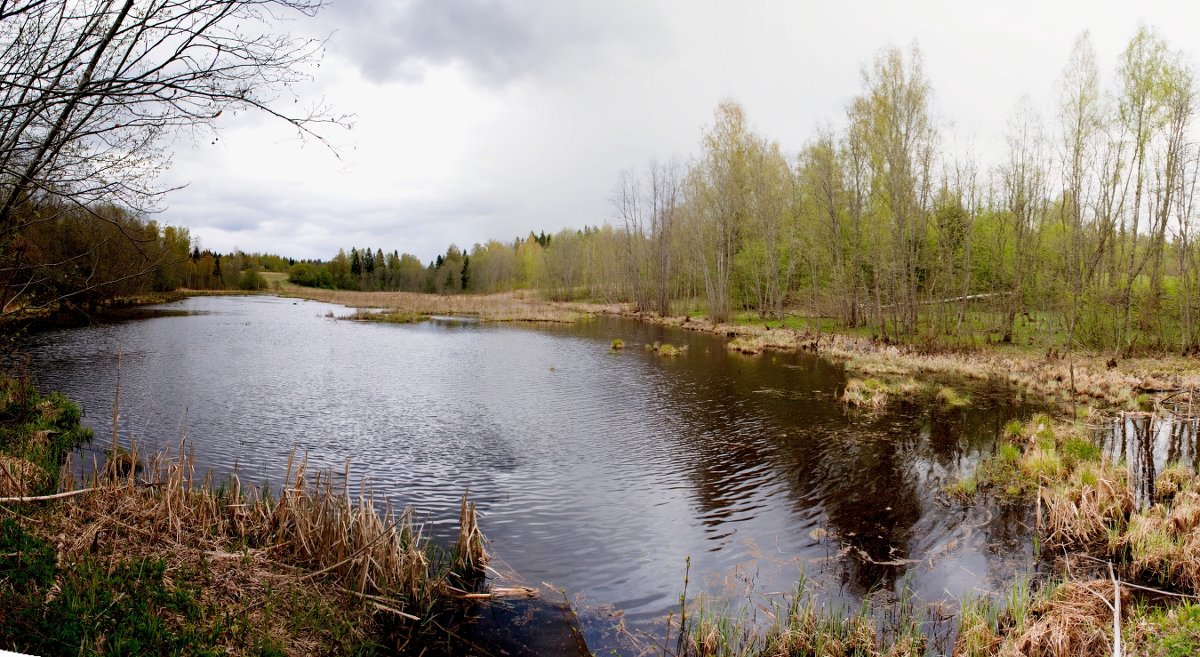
xmin=3 ymin=3 xmax=1200 ymax=654
xmin=282 ymin=287 xmax=581 ymax=323
xmin=668 ymin=410 xmax=1200 ymax=657
xmin=0 ymin=199 xmax=297 ymax=323
xmin=0 ymin=373 xmax=490 ymax=655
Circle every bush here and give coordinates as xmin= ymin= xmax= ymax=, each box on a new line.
xmin=238 ymin=269 xmax=265 ymax=290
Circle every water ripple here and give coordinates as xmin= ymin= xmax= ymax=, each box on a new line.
xmin=14 ymin=296 xmax=1035 ymax=653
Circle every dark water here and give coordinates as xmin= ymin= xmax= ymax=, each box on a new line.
xmin=15 ymin=296 xmax=1035 ymax=652
xmin=1101 ymin=409 xmax=1200 ymax=508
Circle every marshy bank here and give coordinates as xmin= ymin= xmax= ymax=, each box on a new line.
xmin=279 ymin=286 xmax=581 ymax=323
xmin=289 ymin=287 xmax=1200 ymax=415
xmin=0 ymin=372 xmax=492 ymax=655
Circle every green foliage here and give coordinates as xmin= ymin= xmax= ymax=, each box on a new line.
xmin=0 ymin=377 xmax=92 ymax=493
xmin=1132 ymin=602 xmax=1200 ymax=657
xmin=0 ymin=519 xmax=55 ymax=589
xmin=238 ymin=269 xmax=266 ymax=290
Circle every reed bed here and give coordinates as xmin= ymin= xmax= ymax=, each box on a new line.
xmin=1 ymin=443 xmax=488 ymax=655
xmin=69 ymin=444 xmax=485 ymax=606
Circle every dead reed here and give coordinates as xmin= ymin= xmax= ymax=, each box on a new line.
xmin=1040 ymin=462 xmax=1134 ymax=552
xmin=1120 ymin=469 xmax=1200 ymax=591
xmin=5 ymin=442 xmax=490 ymax=655
xmin=841 ymin=377 xmax=921 ymax=410
xmin=999 ymin=580 xmax=1128 ymax=657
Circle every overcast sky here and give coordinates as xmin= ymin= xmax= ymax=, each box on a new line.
xmin=161 ymin=0 xmax=1200 ymax=263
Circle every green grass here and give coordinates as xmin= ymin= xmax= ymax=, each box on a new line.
xmin=0 ymin=377 xmax=92 ymax=494
xmin=943 ymin=475 xmax=979 ymax=500
xmin=0 ymin=520 xmax=230 ymax=656
xmin=935 ymin=385 xmax=971 ymax=408
xmin=1130 ymin=601 xmax=1200 ymax=657
xmin=999 ymin=442 xmax=1022 ymax=463
xmin=646 ymin=341 xmax=686 ymax=357
xmin=1062 ymin=436 xmax=1101 ymax=465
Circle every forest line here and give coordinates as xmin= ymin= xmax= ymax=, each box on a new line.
xmin=287 ymin=28 xmax=1200 ymax=354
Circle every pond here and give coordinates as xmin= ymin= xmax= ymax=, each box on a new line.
xmin=15 ymin=295 xmax=1035 ymax=652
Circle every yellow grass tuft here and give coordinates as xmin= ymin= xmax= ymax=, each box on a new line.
xmin=1000 ymin=580 xmax=1128 ymax=657
xmin=0 ymin=455 xmax=45 ymax=496
xmin=1040 ymin=461 xmax=1132 ymax=551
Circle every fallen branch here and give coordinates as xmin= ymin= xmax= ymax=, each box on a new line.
xmin=1110 ymin=561 xmax=1123 ymax=657
xmin=0 ymin=487 xmax=100 ymax=503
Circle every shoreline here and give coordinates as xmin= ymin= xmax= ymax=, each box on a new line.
xmin=8 ymin=288 xmax=1200 ymax=654
xmin=266 ymin=284 xmax=1199 ymax=415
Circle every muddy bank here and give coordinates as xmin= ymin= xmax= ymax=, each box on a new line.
xmin=564 ymin=302 xmax=1199 ymax=414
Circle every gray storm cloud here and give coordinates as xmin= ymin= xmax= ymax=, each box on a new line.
xmin=325 ymin=0 xmax=663 ymax=84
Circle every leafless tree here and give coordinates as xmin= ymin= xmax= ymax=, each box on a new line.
xmin=0 ymin=0 xmax=342 ymax=312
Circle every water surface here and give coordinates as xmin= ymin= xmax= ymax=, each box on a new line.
xmin=17 ymin=295 xmax=1035 ymax=651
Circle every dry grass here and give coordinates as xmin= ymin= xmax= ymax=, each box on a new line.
xmin=0 ymin=455 xmax=45 ymax=496
xmin=998 ymin=580 xmax=1127 ymax=657
xmin=17 ymin=444 xmax=489 ymax=655
xmin=1120 ymin=468 xmax=1200 ymax=590
xmin=282 ymin=288 xmax=581 ymax=323
xmin=842 ymin=377 xmax=921 ymax=410
xmin=341 ymin=309 xmax=427 ymax=324
xmin=725 ymin=331 xmax=798 ymax=354
xmin=645 ymin=341 xmax=687 ymax=357
xmin=1040 ymin=462 xmax=1133 ymax=552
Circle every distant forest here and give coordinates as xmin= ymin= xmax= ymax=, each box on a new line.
xmin=291 ymin=28 xmax=1200 ymax=353
xmin=0 ymin=201 xmax=291 ymax=315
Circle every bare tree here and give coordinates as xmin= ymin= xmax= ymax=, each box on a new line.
xmin=997 ymin=100 xmax=1049 ymax=344
xmin=847 ymin=45 xmax=937 ymax=336
xmin=0 ymin=0 xmax=341 ymax=312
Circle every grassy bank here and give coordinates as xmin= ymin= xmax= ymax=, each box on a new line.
xmin=272 ymin=287 xmax=1193 ymax=416
xmin=571 ymin=301 xmax=1197 ymax=414
xmin=0 ymin=376 xmax=489 ymax=656
xmin=279 ymin=284 xmax=582 ymax=323
xmin=669 ymin=411 xmax=1200 ymax=656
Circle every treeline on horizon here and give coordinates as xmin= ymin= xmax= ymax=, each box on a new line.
xmin=0 ymin=199 xmax=292 ymax=315
xmin=290 ymin=28 xmax=1200 ymax=353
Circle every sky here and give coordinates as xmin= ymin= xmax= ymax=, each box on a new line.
xmin=160 ymin=0 xmax=1200 ymax=263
